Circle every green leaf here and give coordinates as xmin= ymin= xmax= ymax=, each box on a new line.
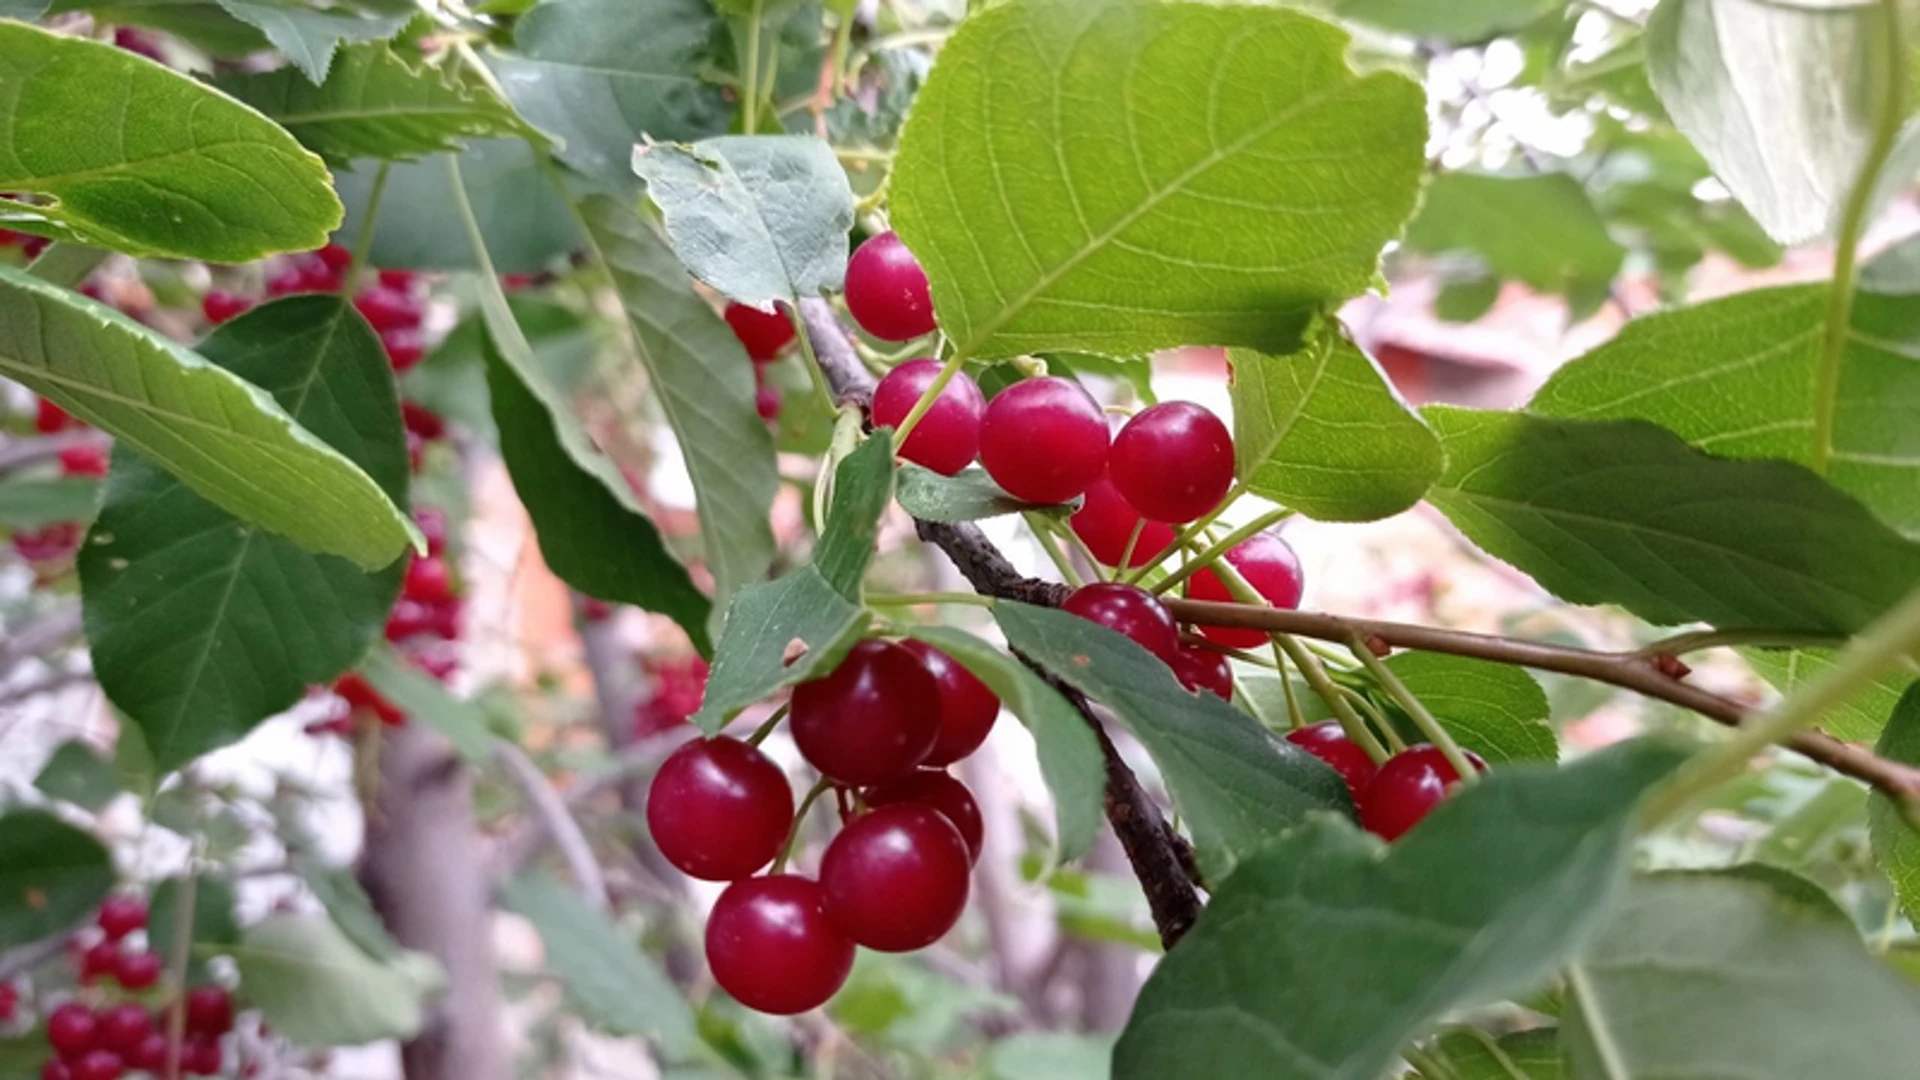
xmin=985 ymin=1033 xmax=1116 ymax=1080
xmin=1112 ymin=739 xmax=1688 ymax=1080
xmin=233 ymin=914 xmax=444 ymax=1047
xmin=47 ymin=0 xmax=269 ymax=55
xmin=0 ymin=810 xmax=113 ymax=950
xmin=1424 ymin=407 xmax=1920 ymax=634
xmin=1327 ymin=0 xmax=1560 ymax=42
xmin=34 ymin=741 xmax=120 ymax=812
xmin=1384 ymin=652 xmax=1557 ymax=765
xmin=0 ymin=477 xmax=98 ymax=531
xmin=0 ymin=269 xmax=414 ymax=568
xmin=79 ymin=296 xmax=409 ymax=775
xmin=356 ymin=647 xmax=495 ymax=762
xmin=1229 ymin=326 xmax=1443 ymax=522
xmin=995 ymin=601 xmax=1350 ymax=880
xmin=635 ymin=135 xmax=853 ymax=309
xmin=1404 ymin=173 xmax=1624 ymax=296
xmin=577 ymin=195 xmax=777 ymax=615
xmin=149 ymin=875 xmax=242 ymax=963
xmin=487 ymin=0 xmax=732 ymax=190
xmin=811 ymin=432 xmax=893 ymax=598
xmin=890 ymin=0 xmax=1426 ymax=360
xmin=294 ymin=858 xmax=404 ymax=961
xmin=501 ymin=875 xmax=700 ymax=1056
xmin=213 ymin=0 xmax=413 ymax=83
xmin=335 ymin=140 xmax=582 ymax=273
xmin=216 ymin=43 xmax=532 ymax=164
xmin=485 ymin=341 xmax=713 ymax=654
xmin=1417 ymin=1028 xmax=1562 ymax=1080
xmin=0 ymin=22 xmax=341 ymax=261
xmin=1869 ymin=685 xmax=1920 ymax=924
xmin=1645 ymin=0 xmax=1878 ymax=243
xmin=1743 ymin=645 xmax=1917 ymax=742
xmin=1562 ymin=868 xmax=1920 ymax=1080
xmin=894 ymin=464 xmax=1071 ymax=523
xmin=907 ymin=627 xmax=1105 ymax=862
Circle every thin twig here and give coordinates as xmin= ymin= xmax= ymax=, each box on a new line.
xmin=494 ymin=743 xmax=610 ymax=912
xmin=0 ymin=606 xmax=83 ymax=677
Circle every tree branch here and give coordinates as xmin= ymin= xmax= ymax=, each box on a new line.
xmin=493 ymin=742 xmax=610 ymax=912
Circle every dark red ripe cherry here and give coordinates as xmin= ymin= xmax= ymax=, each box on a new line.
xmin=0 ymin=982 xmax=15 ymax=1022
xmin=705 ymin=875 xmax=854 ymax=1014
xmin=1061 ymin=582 xmax=1180 ymax=664
xmin=865 ymin=770 xmax=984 ymax=863
xmin=59 ymin=443 xmax=109 ymax=478
xmin=845 ymin=231 xmax=935 ymax=341
xmin=1069 ymin=473 xmax=1176 ymax=569
xmin=401 ymin=401 xmax=446 ymax=441
xmin=97 ymin=1004 xmax=153 ymax=1053
xmin=128 ymin=1033 xmax=170 ymax=1072
xmin=35 ymin=398 xmax=73 ymax=434
xmin=378 ymin=268 xmax=417 ymax=290
xmin=200 ymin=289 xmax=250 ymax=325
xmin=97 ymin=895 xmax=148 ymax=941
xmin=1186 ymin=531 xmax=1305 ymax=648
xmin=183 ymin=1037 xmax=222 ymax=1076
xmin=404 ymin=556 xmax=453 ymax=603
xmin=68 ymin=1051 xmax=123 ymax=1080
xmin=353 ymin=287 xmax=421 ymax=332
xmin=47 ymin=1003 xmax=98 ymax=1057
xmin=382 ymin=328 xmax=425 ymax=371
xmin=42 ymin=1061 xmax=71 ymax=1080
xmin=978 ymin=377 xmax=1109 ymax=504
xmin=112 ymin=949 xmax=162 ymax=990
xmin=315 ymin=243 xmax=353 ymax=273
xmin=899 ymin=640 xmax=999 ymax=766
xmin=820 ymin=804 xmax=970 ymax=951
xmin=723 ymin=302 xmax=795 ymax=362
xmin=1284 ymin=722 xmax=1378 ymax=801
xmin=183 ymin=986 xmax=233 ymax=1037
xmin=755 ymin=385 xmax=781 ymax=422
xmin=645 ymin=737 xmax=794 ymax=881
xmin=790 ymin=640 xmax=941 ymax=786
xmin=1170 ymin=643 xmax=1233 ymax=701
xmin=871 ymin=360 xmax=985 ymax=476
xmin=80 ymin=941 xmax=120 ymax=984
xmin=1109 ymin=402 xmax=1235 ymax=523
xmin=1359 ymin=745 xmax=1486 ymax=841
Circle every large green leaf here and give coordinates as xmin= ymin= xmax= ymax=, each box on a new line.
xmin=216 ymin=43 xmax=531 ymax=164
xmin=1384 ymin=652 xmax=1557 ymax=765
xmin=34 ymin=741 xmax=121 ymax=813
xmin=233 ymin=914 xmax=443 ymax=1047
xmin=0 ymin=22 xmax=340 ymax=261
xmin=1416 ymin=1028 xmax=1561 ymax=1080
xmin=0 ymin=267 xmax=414 ymax=568
xmin=1645 ymin=0 xmax=1878 ymax=243
xmin=1229 ymin=326 xmax=1442 ymax=522
xmin=907 ymin=627 xmax=1105 ymax=862
xmin=79 ymin=296 xmax=409 ymax=775
xmin=577 ymin=195 xmax=777 ymax=614
xmin=487 ymin=0 xmax=732 ymax=190
xmin=995 ymin=601 xmax=1350 ymax=880
xmin=335 ymin=140 xmax=581 ymax=273
xmin=1743 ymin=645 xmax=1917 ymax=743
xmin=634 ymin=134 xmax=853 ymax=309
xmin=1113 ymin=740 xmax=1688 ymax=1080
xmin=1404 ymin=173 xmax=1624 ymax=296
xmin=1326 ymin=0 xmax=1559 ymax=42
xmin=1529 ymin=284 xmax=1920 ymax=538
xmin=0 ymin=477 xmax=98 ymax=531
xmin=1868 ymin=685 xmax=1920 ymax=924
xmin=0 ymin=810 xmax=113 ymax=949
xmin=214 ymin=0 xmax=414 ymax=83
xmin=1424 ymin=407 xmax=1920 ymax=634
xmin=1561 ymin=868 xmax=1920 ymax=1079
xmin=890 ymin=0 xmax=1426 ymax=360
xmin=894 ymin=464 xmax=1068 ymax=523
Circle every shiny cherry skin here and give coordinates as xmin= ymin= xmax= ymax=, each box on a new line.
xmin=182 ymin=1036 xmax=222 ymax=1076
xmin=96 ymin=1004 xmax=152 ymax=1054
xmin=723 ymin=302 xmax=795 ymax=362
xmin=899 ymin=640 xmax=999 ymax=766
xmin=112 ymin=949 xmax=162 ymax=991
xmin=978 ymin=377 xmax=1109 ymax=504
xmin=127 ymin=1033 xmax=169 ymax=1073
xmin=183 ymin=986 xmax=234 ymax=1037
xmin=1284 ymin=721 xmax=1379 ymax=801
xmin=871 ymin=359 xmax=985 ymax=476
xmin=41 ymin=1062 xmax=72 ymax=1080
xmin=1170 ymin=643 xmax=1233 ymax=701
xmin=97 ymin=895 xmax=148 ymax=941
xmin=1186 ymin=531 xmax=1305 ymax=648
xmin=845 ymin=231 xmax=936 ymax=341
xmin=1359 ymin=745 xmax=1487 ymax=841
xmin=705 ymin=875 xmax=854 ymax=1015
xmin=68 ymin=1051 xmax=122 ymax=1080
xmin=865 ymin=770 xmax=985 ymax=863
xmin=790 ymin=640 xmax=941 ymax=786
xmin=200 ymin=289 xmax=251 ymax=325
xmin=820 ymin=804 xmax=971 ymax=951
xmin=47 ymin=1003 xmax=98 ymax=1057
xmin=1069 ymin=473 xmax=1176 ymax=569
xmin=1109 ymin=402 xmax=1235 ymax=523
xmin=403 ymin=555 xmax=453 ymax=603
xmin=645 ymin=736 xmax=794 ymax=881
xmin=1061 ymin=582 xmax=1180 ymax=664
xmin=80 ymin=941 xmax=120 ymax=985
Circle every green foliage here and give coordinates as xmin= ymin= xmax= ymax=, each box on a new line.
xmin=889 ymin=0 xmax=1426 ymax=359
xmin=233 ymin=913 xmax=444 ymax=1047
xmin=1326 ymin=0 xmax=1560 ymax=42
xmin=0 ymin=22 xmax=340 ymax=260
xmin=1868 ymin=686 xmax=1920 ymax=923
xmin=213 ymin=0 xmax=414 ymax=83
xmin=335 ymin=140 xmax=581 ymax=272
xmin=79 ymin=296 xmax=408 ymax=774
xmin=0 ymin=476 xmax=98 ymax=530
xmin=149 ymin=875 xmax=243 ymax=965
xmin=0 ymin=810 xmax=113 ymax=950
xmin=1405 ymin=173 xmax=1625 ymax=298
xmin=1415 ymin=1028 xmax=1561 ymax=1080
xmin=33 ymin=741 xmax=120 ymax=812
xmin=1743 ymin=646 xmax=1917 ymax=743
xmin=1384 ymin=653 xmax=1557 ymax=765
xmin=357 ymin=646 xmax=496 ymax=760
xmin=894 ymin=464 xmax=1071 ymax=523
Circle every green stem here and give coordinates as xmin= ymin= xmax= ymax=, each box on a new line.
xmin=1149 ymin=507 xmax=1292 ymax=594
xmin=1634 ymin=627 xmax=1848 ymax=657
xmin=162 ymin=844 xmax=201 ymax=1080
xmin=1350 ymin=637 xmax=1475 ymax=780
xmin=865 ymin=591 xmax=996 ymax=609
xmin=1121 ymin=483 xmax=1246 ymax=585
xmin=786 ymin=306 xmax=836 ymax=411
xmin=1116 ymin=519 xmax=1147 ymax=580
xmin=1024 ymin=513 xmax=1085 ymax=587
xmin=891 ymin=349 xmax=969 ymax=448
xmin=775 ymin=777 xmax=834 ymax=872
xmin=1811 ymin=0 xmax=1905 ymax=475
xmin=745 ymin=704 xmax=789 ymax=747
xmin=349 ymin=160 xmax=392 ymax=276
xmin=741 ymin=2 xmax=764 ymax=133
xmin=1056 ymin=522 xmax=1103 ymax=576
xmin=1275 ymin=645 xmax=1306 ymax=730
xmin=1346 ymin=688 xmax=1404 ymax=753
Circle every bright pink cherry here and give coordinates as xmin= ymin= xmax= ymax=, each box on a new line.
xmin=723 ymin=302 xmax=795 ymax=362
xmin=1069 ymin=473 xmax=1176 ymax=569
xmin=820 ymin=804 xmax=970 ymax=951
xmin=899 ymin=640 xmax=998 ymax=766
xmin=978 ymin=377 xmax=1109 ymax=504
xmin=872 ymin=360 xmax=985 ymax=476
xmin=845 ymin=231 xmax=936 ymax=341
xmin=200 ymin=290 xmax=251 ymax=325
xmin=1185 ymin=531 xmax=1305 ymax=648
xmin=59 ymin=443 xmax=109 ymax=478
xmin=790 ymin=640 xmax=941 ymax=786
xmin=1284 ymin=721 xmax=1378 ymax=801
xmin=1170 ymin=643 xmax=1232 ymax=701
xmin=1359 ymin=745 xmax=1486 ymax=841
xmin=865 ymin=770 xmax=984 ymax=863
xmin=1061 ymin=582 xmax=1180 ymax=664
xmin=705 ymin=875 xmax=854 ymax=1014
xmin=353 ymin=287 xmax=421 ymax=332
xmin=1109 ymin=402 xmax=1234 ymax=523
xmin=403 ymin=556 xmax=453 ymax=603
xmin=35 ymin=398 xmax=72 ymax=434
xmin=645 ymin=737 xmax=794 ymax=881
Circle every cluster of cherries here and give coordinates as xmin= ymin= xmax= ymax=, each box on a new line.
xmin=631 ymin=653 xmax=713 ymax=740
xmin=646 ymin=638 xmax=996 ymax=1015
xmin=10 ymin=398 xmax=109 ymax=566
xmin=202 ymin=245 xmax=430 ymax=377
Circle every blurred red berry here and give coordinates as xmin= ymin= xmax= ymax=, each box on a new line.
xmin=353 ymin=287 xmax=421 ymax=332
xmin=401 ymin=401 xmax=445 ymax=440
xmin=383 ymin=328 xmax=425 ymax=371
xmin=377 ymin=268 xmax=416 ymax=290
xmin=97 ymin=895 xmax=148 ymax=941
xmin=35 ymin=398 xmax=73 ymax=434
xmin=11 ymin=522 xmax=82 ymax=563
xmin=112 ymin=949 xmax=162 ymax=991
xmin=315 ymin=243 xmax=353 ymax=273
xmin=59 ymin=443 xmax=109 ymax=478
xmin=200 ymin=290 xmax=251 ymax=325
xmin=334 ymin=674 xmax=404 ymax=727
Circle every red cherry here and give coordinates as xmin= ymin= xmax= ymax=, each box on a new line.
xmin=1061 ymin=582 xmax=1180 ymax=664
xmin=68 ymin=1051 xmax=122 ymax=1080
xmin=315 ymin=243 xmax=354 ymax=273
xmin=705 ymin=875 xmax=853 ymax=1014
xmin=97 ymin=1004 xmax=152 ymax=1053
xmin=1109 ymin=402 xmax=1234 ymax=524
xmin=1185 ymin=531 xmax=1305 ymax=649
xmin=645 ymin=737 xmax=794 ymax=882
xmin=845 ymin=231 xmax=935 ymax=341
xmin=722 ymin=302 xmax=795 ymax=362
xmin=183 ymin=1036 xmax=222 ymax=1076
xmin=864 ymin=770 xmax=984 ymax=863
xmin=12 ymin=522 xmax=82 ymax=563
xmin=111 ymin=949 xmax=162 ymax=991
xmin=0 ymin=982 xmax=15 ymax=1022
xmin=820 ymin=803 xmax=970 ymax=951
xmin=871 ymin=359 xmax=985 ymax=476
xmin=790 ymin=640 xmax=941 ymax=786
xmin=377 ymin=268 xmax=417 ymax=290
xmin=21 ymin=236 xmax=48 ymax=259
xmin=755 ymin=386 xmax=781 ymax=422
xmin=80 ymin=941 xmax=120 ymax=985
xmin=47 ymin=1003 xmax=98 ymax=1057
xmin=200 ymin=290 xmax=251 ymax=325
xmin=1284 ymin=721 xmax=1377 ymax=801
xmin=1069 ymin=473 xmax=1176 ymax=569
xmin=299 ymin=260 xmax=343 ymax=294
xmin=265 ymin=268 xmax=308 ymax=297
xmin=1170 ymin=643 xmax=1233 ymax=701
xmin=183 ymin=986 xmax=233 ymax=1037
xmin=334 ymin=674 xmax=404 ymax=727
xmin=414 ymin=507 xmax=448 ymax=556
xmin=898 ymin=640 xmax=998 ymax=766
xmin=403 ymin=556 xmax=453 ymax=603
xmin=42 ymin=1061 xmax=72 ymax=1080
xmin=382 ymin=328 xmax=425 ymax=371
xmin=978 ymin=377 xmax=1109 ymax=504
xmin=112 ymin=27 xmax=164 ymax=61
xmin=1359 ymin=745 xmax=1486 ymax=841
xmin=97 ymin=895 xmax=148 ymax=941
xmin=401 ymin=401 xmax=445 ymax=440
xmin=128 ymin=1033 xmax=170 ymax=1072
xmin=353 ymin=287 xmax=421 ymax=332
xmin=58 ymin=443 xmax=108 ymax=478
xmin=35 ymin=398 xmax=73 ymax=434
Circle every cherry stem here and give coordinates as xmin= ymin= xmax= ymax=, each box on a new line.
xmin=865 ymin=591 xmax=996 ymax=609
xmin=785 ymin=305 xmax=838 ymax=412
xmin=1273 ymin=641 xmax=1306 ymax=731
xmin=163 ymin=841 xmax=201 ymax=1080
xmin=1116 ymin=520 xmax=1147 ymax=578
xmin=774 ymin=777 xmax=836 ymax=873
xmin=1344 ymin=687 xmax=1405 ymax=753
xmin=1120 ymin=483 xmax=1247 ymax=586
xmin=1348 ymin=636 xmax=1476 ymax=782
xmin=1632 ymin=627 xmax=1847 ymax=658
xmin=348 ymin=159 xmax=391 ymax=277
xmin=891 ymin=349 xmax=970 ymax=449
xmin=745 ymin=704 xmax=789 ymax=747
xmin=1023 ymin=513 xmax=1085 ymax=587
xmin=1150 ymin=506 xmax=1293 ymax=595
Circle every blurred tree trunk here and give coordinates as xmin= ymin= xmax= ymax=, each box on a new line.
xmin=1075 ymin=826 xmax=1144 ymax=1032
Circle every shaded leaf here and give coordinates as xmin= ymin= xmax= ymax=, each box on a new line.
xmin=356 ymin=647 xmax=495 ymax=762
xmin=1417 ymin=1028 xmax=1562 ymax=1080
xmin=214 ymin=0 xmax=413 ymax=83
xmin=149 ymin=875 xmax=241 ymax=980
xmin=0 ymin=477 xmax=98 ymax=531
xmin=811 ymin=433 xmax=894 ymax=598
xmin=1869 ymin=685 xmax=1920 ymax=925
xmin=986 ymin=1033 xmax=1114 ymax=1080
xmin=234 ymin=914 xmax=443 ymax=1047
xmin=1328 ymin=0 xmax=1561 ymax=42
xmin=336 ymin=140 xmax=581 ymax=273
xmin=1742 ymin=645 xmax=1916 ymax=742
xmin=1385 ymin=652 xmax=1557 ymax=765
xmin=0 ymin=810 xmax=112 ymax=950
xmin=34 ymin=741 xmax=120 ymax=813
xmin=1405 ymin=173 xmax=1624 ymax=295
xmin=294 ymin=858 xmax=404 ymax=961
xmin=895 ymin=464 xmax=1071 ymax=523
